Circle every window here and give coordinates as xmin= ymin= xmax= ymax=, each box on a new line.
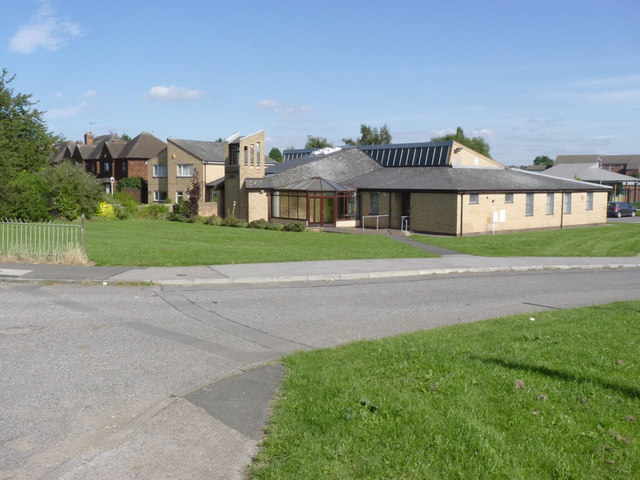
xmin=153 ymin=164 xmax=167 ymax=177
xmin=546 ymin=193 xmax=554 ymax=215
xmin=609 ymin=166 xmax=614 ymax=172
xmin=257 ymin=142 xmax=261 ymax=169
xmin=526 ymin=193 xmax=534 ymax=216
xmin=176 ymin=191 xmax=183 ymax=203
xmin=563 ymin=193 xmax=572 ymax=214
xmin=505 ymin=193 xmax=514 ymax=203
xmin=177 ymin=164 xmax=193 ymax=177
xmin=469 ymin=193 xmax=479 ymax=204
xmin=102 ymin=161 xmax=110 ymax=173
xmin=209 ymin=190 xmax=218 ymax=202
xmin=251 ymin=144 xmax=255 ymax=167
xmin=587 ymin=192 xmax=593 ymax=210
xmin=370 ymin=192 xmax=380 ymax=214
xmin=154 ymin=191 xmax=167 ymax=202
xmin=121 ymin=162 xmax=126 ymax=172
xmin=244 ymin=146 xmax=248 ymax=166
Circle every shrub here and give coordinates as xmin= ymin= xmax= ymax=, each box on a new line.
xmin=138 ymin=204 xmax=169 ymax=220
xmin=168 ymin=199 xmax=191 ymax=222
xmin=265 ymin=222 xmax=284 ymax=231
xmin=186 ymin=171 xmax=201 ymax=217
xmin=283 ymin=222 xmax=306 ymax=232
xmin=39 ymin=160 xmax=102 ymax=220
xmin=96 ymin=201 xmax=116 ymax=219
xmin=0 ymin=171 xmax=50 ymax=221
xmin=205 ymin=215 xmax=221 ymax=226
xmin=110 ymin=191 xmax=138 ymax=220
xmin=116 ymin=176 xmax=143 ymax=191
xmin=247 ymin=219 xmax=270 ymax=229
xmin=220 ymin=216 xmax=246 ymax=227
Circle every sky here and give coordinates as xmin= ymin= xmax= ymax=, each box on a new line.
xmin=2 ymin=0 xmax=639 ymax=165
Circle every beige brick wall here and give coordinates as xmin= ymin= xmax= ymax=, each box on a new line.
xmin=360 ymin=191 xmax=392 ymax=228
xmin=224 ymin=131 xmax=265 ymax=220
xmin=147 ymin=149 xmax=168 ymax=203
xmin=247 ymin=191 xmax=269 ymax=222
xmin=459 ymin=191 xmax=607 ymax=235
xmin=449 ymin=141 xmax=503 ymax=168
xmin=410 ymin=193 xmax=459 ymax=235
xmin=166 ymin=143 xmax=203 ymax=205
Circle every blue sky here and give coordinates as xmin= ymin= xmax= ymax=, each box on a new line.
xmin=2 ymin=0 xmax=639 ymax=165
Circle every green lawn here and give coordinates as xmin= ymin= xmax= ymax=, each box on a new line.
xmin=253 ymin=302 xmax=640 ymax=479
xmin=411 ymin=223 xmax=640 ymax=256
xmin=84 ymin=219 xmax=434 ymax=266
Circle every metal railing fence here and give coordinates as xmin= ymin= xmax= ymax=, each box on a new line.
xmin=0 ymin=216 xmax=85 ymax=258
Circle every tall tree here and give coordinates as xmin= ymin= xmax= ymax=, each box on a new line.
xmin=305 ymin=135 xmax=333 ymax=149
xmin=120 ymin=133 xmax=132 ymax=142
xmin=0 ymin=69 xmax=60 ymax=180
xmin=343 ymin=124 xmax=392 ymax=146
xmin=268 ymin=147 xmax=283 ymax=162
xmin=430 ymin=126 xmax=491 ymax=158
xmin=533 ymin=155 xmax=553 ymax=167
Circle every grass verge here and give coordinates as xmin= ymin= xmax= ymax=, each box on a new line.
xmin=253 ymin=302 xmax=640 ymax=479
xmin=85 ymin=219 xmax=434 ymax=266
xmin=411 ymin=223 xmax=640 ymax=256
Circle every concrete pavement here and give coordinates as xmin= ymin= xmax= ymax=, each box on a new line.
xmin=2 ymin=253 xmax=640 ymax=286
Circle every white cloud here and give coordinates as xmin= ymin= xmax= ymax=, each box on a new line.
xmin=145 ymin=85 xmax=205 ymax=101
xmin=257 ymin=99 xmax=312 ymax=114
xmin=8 ymin=1 xmax=81 ymax=54
xmin=81 ymin=90 xmax=97 ymax=99
xmin=430 ymin=128 xmax=455 ymax=137
xmin=45 ymin=103 xmax=87 ymax=120
xmin=471 ymin=128 xmax=497 ymax=138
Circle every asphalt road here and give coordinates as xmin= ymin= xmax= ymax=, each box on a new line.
xmin=1 ymin=269 xmax=639 ymax=479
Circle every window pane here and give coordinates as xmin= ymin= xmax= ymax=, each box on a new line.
xmin=298 ymin=195 xmax=307 ymax=220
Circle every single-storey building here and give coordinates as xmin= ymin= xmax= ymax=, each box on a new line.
xmin=239 ymin=141 xmax=610 ymax=235
xmin=541 ymin=162 xmax=640 ymax=203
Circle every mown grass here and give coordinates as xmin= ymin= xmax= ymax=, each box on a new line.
xmin=253 ymin=302 xmax=640 ymax=479
xmin=84 ymin=219 xmax=433 ymax=266
xmin=411 ymin=223 xmax=640 ymax=256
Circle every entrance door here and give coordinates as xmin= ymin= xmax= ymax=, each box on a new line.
xmin=308 ymin=196 xmax=335 ymax=226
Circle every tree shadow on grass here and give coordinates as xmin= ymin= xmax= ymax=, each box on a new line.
xmin=470 ymin=355 xmax=640 ymax=400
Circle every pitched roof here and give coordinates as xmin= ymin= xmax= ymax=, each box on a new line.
xmin=75 ymin=144 xmax=101 ymax=160
xmin=345 ymin=167 xmax=610 ymax=192
xmin=279 ymin=177 xmax=355 ymax=192
xmin=556 ymin=154 xmax=640 ymax=170
xmin=249 ymin=148 xmax=382 ymax=189
xmin=50 ymin=141 xmax=77 ymax=163
xmin=92 ymin=133 xmax=125 ymax=146
xmin=106 ymin=142 xmax=126 ymax=158
xmin=168 ymin=138 xmax=225 ymax=163
xmin=119 ymin=132 xmax=166 ymax=159
xmin=541 ymin=163 xmax=639 ymax=183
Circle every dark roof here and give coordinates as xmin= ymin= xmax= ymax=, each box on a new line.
xmin=75 ymin=144 xmax=101 ymax=160
xmin=556 ymin=154 xmax=640 ymax=170
xmin=119 ymin=132 xmax=166 ymax=159
xmin=542 ymin=163 xmax=639 ymax=183
xmin=279 ymin=177 xmax=355 ymax=192
xmin=347 ymin=167 xmax=611 ymax=192
xmin=92 ymin=134 xmax=125 ymax=146
xmin=282 ymin=148 xmax=319 ymax=162
xmin=360 ymin=141 xmax=453 ymax=167
xmin=249 ymin=148 xmax=381 ymax=189
xmin=106 ymin=142 xmax=126 ymax=158
xmin=50 ymin=141 xmax=77 ymax=163
xmin=169 ymin=138 xmax=225 ymax=163
xmin=206 ymin=177 xmax=225 ymax=189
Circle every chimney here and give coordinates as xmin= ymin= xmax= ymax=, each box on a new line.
xmin=84 ymin=132 xmax=94 ymax=145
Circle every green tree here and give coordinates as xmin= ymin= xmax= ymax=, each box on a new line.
xmin=533 ymin=155 xmax=553 ymax=167
xmin=268 ymin=147 xmax=283 ymax=162
xmin=343 ymin=124 xmax=392 ymax=146
xmin=0 ymin=69 xmax=60 ymax=180
xmin=430 ymin=126 xmax=492 ymax=158
xmin=38 ymin=160 xmax=103 ymax=220
xmin=120 ymin=133 xmax=132 ymax=142
xmin=305 ymin=135 xmax=333 ymax=149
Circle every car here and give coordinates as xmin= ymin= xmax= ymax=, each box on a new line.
xmin=607 ymin=201 xmax=636 ymax=218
